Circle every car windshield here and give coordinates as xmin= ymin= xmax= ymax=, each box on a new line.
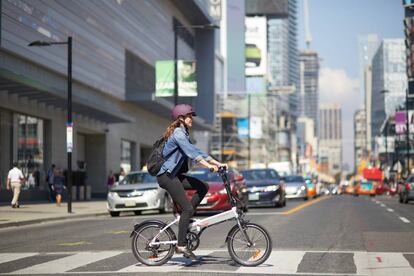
xmin=284 ymin=176 xmax=304 ymax=182
xmin=241 ymin=169 xmax=280 ymax=181
xmin=187 ymin=169 xmax=221 ymax=182
xmin=120 ymin=172 xmax=156 ymax=185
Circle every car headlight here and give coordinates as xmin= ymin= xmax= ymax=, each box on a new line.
xmin=143 ymin=189 xmax=159 ymax=195
xmin=301 ymin=186 xmax=306 ymax=190
xmin=108 ymin=191 xmax=117 ymax=197
xmin=219 ymin=188 xmax=227 ymax=194
xmin=264 ymin=185 xmax=279 ymax=192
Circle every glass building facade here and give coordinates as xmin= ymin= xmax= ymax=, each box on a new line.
xmin=371 ymin=39 xmax=407 ymax=150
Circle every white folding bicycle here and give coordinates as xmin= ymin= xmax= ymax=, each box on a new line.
xmin=130 ymin=166 xmax=272 ymax=266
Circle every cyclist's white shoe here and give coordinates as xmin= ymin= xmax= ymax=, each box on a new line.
xmin=175 ymin=246 xmax=199 ymax=260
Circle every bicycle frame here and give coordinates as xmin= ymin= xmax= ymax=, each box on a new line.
xmin=148 ymin=167 xmax=253 ymax=247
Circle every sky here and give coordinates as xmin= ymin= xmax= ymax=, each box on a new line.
xmin=296 ymin=0 xmax=405 ymax=170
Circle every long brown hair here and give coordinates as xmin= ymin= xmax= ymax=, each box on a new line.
xmin=163 ymin=118 xmax=182 ymax=139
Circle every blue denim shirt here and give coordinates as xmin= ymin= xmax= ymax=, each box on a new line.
xmin=157 ymin=125 xmax=212 ymax=177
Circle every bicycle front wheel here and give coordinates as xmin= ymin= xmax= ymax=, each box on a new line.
xmin=227 ymin=223 xmax=272 ymax=266
xmin=131 ymin=222 xmax=175 ymax=266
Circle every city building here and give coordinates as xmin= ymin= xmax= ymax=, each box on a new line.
xmin=371 ymin=39 xmax=407 ymax=152
xmin=299 ymin=51 xmax=319 ymax=134
xmin=354 ymin=109 xmax=367 ymax=172
xmin=244 ymin=0 xmax=299 ymax=167
xmin=0 ymin=0 xmax=218 ymax=200
xmin=319 ymin=103 xmax=342 ymax=175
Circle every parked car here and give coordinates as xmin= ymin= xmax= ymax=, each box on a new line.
xmin=399 ymin=175 xmax=414 ymax=204
xmin=185 ymin=168 xmax=249 ymax=212
xmin=284 ymin=175 xmax=308 ymax=200
xmin=107 ymin=171 xmax=172 ymax=217
xmin=240 ymin=169 xmax=286 ymax=207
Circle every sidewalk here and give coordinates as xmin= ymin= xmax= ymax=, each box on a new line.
xmin=0 ymin=201 xmax=108 ymax=229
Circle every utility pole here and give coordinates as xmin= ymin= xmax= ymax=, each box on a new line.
xmin=247 ymin=94 xmax=251 ymax=169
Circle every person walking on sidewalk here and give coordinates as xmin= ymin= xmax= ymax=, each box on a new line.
xmin=52 ymin=168 xmax=65 ymax=206
xmin=6 ymin=162 xmax=25 ymax=208
xmin=46 ymin=164 xmax=56 ymax=202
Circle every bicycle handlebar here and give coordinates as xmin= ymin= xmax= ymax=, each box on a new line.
xmin=209 ymin=165 xmax=227 ymax=173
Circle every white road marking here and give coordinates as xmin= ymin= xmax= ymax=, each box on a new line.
xmin=399 ymin=217 xmax=411 ymax=223
xmin=11 ymin=251 xmax=123 ymax=274
xmin=380 ymin=204 xmax=386 ymax=207
xmin=0 ymin=253 xmax=37 ymax=264
xmin=356 ymin=252 xmax=414 ymax=276
xmin=2 ymin=250 xmax=414 ymax=275
xmin=387 ymin=208 xmax=394 ymax=212
xmin=237 ymin=250 xmax=305 ymax=274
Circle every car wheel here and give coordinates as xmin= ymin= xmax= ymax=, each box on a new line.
xmin=134 ymin=211 xmax=141 ymax=215
xmin=109 ymin=211 xmax=120 ymax=217
xmin=304 ymin=196 xmax=308 ymax=201
xmin=160 ymin=195 xmax=173 ymax=214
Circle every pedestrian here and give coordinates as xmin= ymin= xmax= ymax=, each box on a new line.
xmin=46 ymin=164 xmax=56 ymax=202
xmin=119 ymin=167 xmax=126 ymax=183
xmin=6 ymin=162 xmax=25 ymax=208
xmin=52 ymin=168 xmax=65 ymax=206
xmin=107 ymin=170 xmax=115 ymax=189
xmin=155 ymin=104 xmax=226 ymax=260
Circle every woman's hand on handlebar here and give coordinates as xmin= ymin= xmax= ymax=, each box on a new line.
xmin=208 ymin=164 xmax=219 ymax=172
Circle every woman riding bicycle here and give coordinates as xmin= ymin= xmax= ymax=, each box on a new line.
xmin=156 ymin=104 xmax=226 ymax=260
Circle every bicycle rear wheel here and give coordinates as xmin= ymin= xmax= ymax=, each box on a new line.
xmin=131 ymin=222 xmax=175 ymax=266
xmin=227 ymin=223 xmax=272 ymax=266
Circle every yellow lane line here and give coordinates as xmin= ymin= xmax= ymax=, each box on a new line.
xmin=58 ymin=241 xmax=92 ymax=246
xmin=282 ymin=196 xmax=329 ymax=216
xmin=109 ymin=230 xmax=130 ymax=235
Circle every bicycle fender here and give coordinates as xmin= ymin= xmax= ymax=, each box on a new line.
xmin=129 ymin=220 xmax=167 ymax=238
xmin=225 ymin=224 xmax=240 ymax=243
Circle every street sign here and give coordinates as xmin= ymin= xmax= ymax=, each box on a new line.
xmin=66 ymin=122 xmax=73 ymax=153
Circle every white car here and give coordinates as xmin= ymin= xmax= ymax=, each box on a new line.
xmin=107 ymin=171 xmax=172 ymax=217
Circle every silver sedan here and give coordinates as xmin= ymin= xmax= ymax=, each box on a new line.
xmin=107 ymin=171 xmax=172 ymax=217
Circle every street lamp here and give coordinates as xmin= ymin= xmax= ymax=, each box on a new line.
xmin=173 ymin=19 xmax=219 ymax=105
xmin=28 ymin=37 xmax=73 ymax=213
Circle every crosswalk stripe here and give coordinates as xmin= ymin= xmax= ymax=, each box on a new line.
xmin=118 ymin=250 xmax=214 ymax=272
xmin=10 ymin=251 xmax=123 ymax=274
xmin=237 ymin=250 xmax=305 ymax=274
xmin=1 ymin=250 xmax=414 ymax=275
xmin=0 ymin=253 xmax=37 ymax=264
xmin=355 ymin=252 xmax=414 ymax=276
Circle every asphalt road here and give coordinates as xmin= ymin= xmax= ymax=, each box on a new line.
xmin=0 ymin=195 xmax=413 ymax=275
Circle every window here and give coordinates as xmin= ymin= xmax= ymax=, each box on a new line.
xmin=17 ymin=114 xmax=44 ymax=188
xmin=121 ymin=140 xmax=132 ymax=174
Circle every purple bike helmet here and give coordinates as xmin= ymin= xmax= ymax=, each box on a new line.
xmin=171 ymin=104 xmax=197 ymax=120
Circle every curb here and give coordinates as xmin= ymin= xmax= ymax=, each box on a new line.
xmin=0 ymin=212 xmax=108 ymax=229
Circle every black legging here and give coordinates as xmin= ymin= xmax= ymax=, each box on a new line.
xmin=157 ymin=173 xmax=208 ymax=246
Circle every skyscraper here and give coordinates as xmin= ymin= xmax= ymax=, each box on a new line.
xmin=371 ymin=39 xmax=407 ymax=151
xmin=319 ymin=103 xmax=342 ymax=175
xmin=354 ymin=109 xmax=367 ymax=172
xmin=299 ymin=51 xmax=320 ymax=134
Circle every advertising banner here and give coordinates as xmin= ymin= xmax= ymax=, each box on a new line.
xmin=155 ymin=60 xmax=197 ymax=97
xmin=250 ymin=116 xmax=263 ymax=139
xmin=177 ymin=60 xmax=197 ymax=97
xmin=245 ymin=16 xmax=267 ymax=76
xmin=237 ymin=118 xmax=249 ymax=139
xmin=395 ymin=111 xmax=414 ymax=134
xmin=155 ymin=61 xmax=174 ymax=97
xmin=246 ymin=77 xmax=266 ymax=94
